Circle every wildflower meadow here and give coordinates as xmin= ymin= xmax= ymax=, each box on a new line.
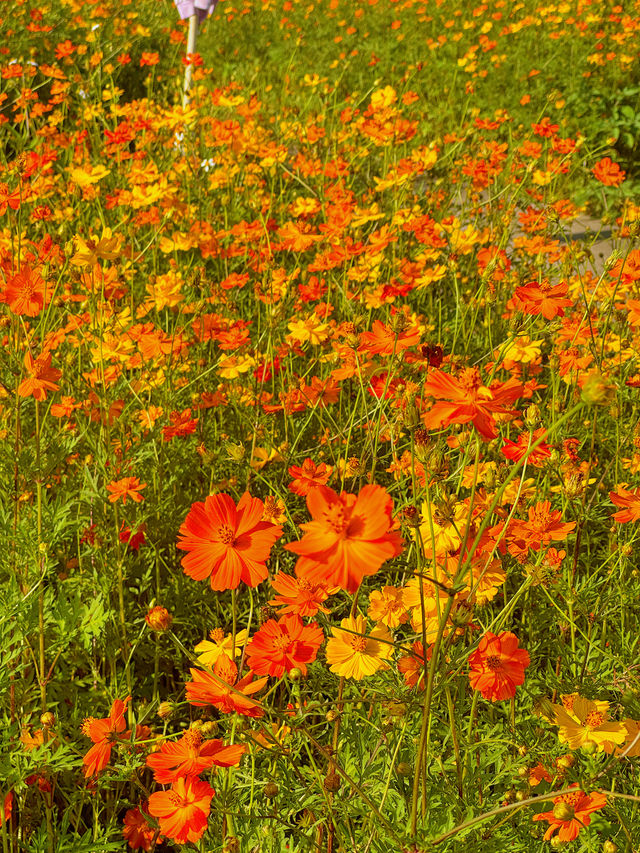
xmin=3 ymin=0 xmax=640 ymax=850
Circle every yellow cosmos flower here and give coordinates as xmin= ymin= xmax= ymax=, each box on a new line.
xmin=367 ymin=586 xmax=409 ymax=629
xmin=325 ymin=615 xmax=393 ymax=679
xmin=552 ymin=695 xmax=626 ymax=753
xmin=195 ymin=629 xmax=249 ymax=668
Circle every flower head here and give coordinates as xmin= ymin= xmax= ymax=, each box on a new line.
xmin=285 ymin=484 xmax=403 ymax=593
xmin=325 ymin=615 xmax=393 ymax=679
xmin=81 ymin=697 xmax=130 ymax=777
xmin=468 ymin=632 xmax=530 ymax=701
xmin=146 ymin=729 xmax=245 ymax=784
xmin=177 ymin=492 xmax=282 ymax=591
xmin=185 ymin=654 xmax=267 ymax=717
xmin=245 ymin=614 xmax=324 ymax=678
xmin=147 ymin=776 xmax=214 ymax=845
xmin=532 ymin=786 xmax=606 ymax=841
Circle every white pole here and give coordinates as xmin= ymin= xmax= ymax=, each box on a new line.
xmin=182 ymin=14 xmax=199 ymax=110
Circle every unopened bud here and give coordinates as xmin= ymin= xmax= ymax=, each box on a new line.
xmin=40 ymin=712 xmax=55 ymax=728
xmin=324 ymin=773 xmax=340 ymax=792
xmin=145 ymin=606 xmax=173 ymax=632
xmin=157 ymin=702 xmax=175 ymax=720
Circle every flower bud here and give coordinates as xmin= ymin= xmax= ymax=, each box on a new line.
xmin=40 ymin=711 xmax=55 ymax=728
xmin=145 ymin=606 xmax=173 ymax=632
xmin=201 ymin=721 xmax=218 ymax=736
xmin=396 ymin=762 xmax=412 ymax=777
xmin=603 ymin=841 xmax=618 ymax=853
xmin=288 ymin=668 xmax=303 ymax=682
xmin=323 ymin=773 xmax=340 ymax=792
xmin=263 ymin=782 xmax=279 ymax=799
xmin=157 ymin=702 xmax=175 ymax=720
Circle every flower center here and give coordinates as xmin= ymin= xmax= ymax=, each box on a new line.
xmin=209 ymin=627 xmax=225 ymax=643
xmin=485 ymin=654 xmax=503 ymax=672
xmin=297 ymin=577 xmax=313 ymax=591
xmin=80 ymin=717 xmax=96 ymax=736
xmin=182 ymin=729 xmax=202 ymax=753
xmin=349 ymin=636 xmax=367 ymax=652
xmin=585 ymin=711 xmax=604 ymax=728
xmin=272 ymin=632 xmax=292 ymax=652
xmin=217 ymin=525 xmax=236 ymax=546
xmin=167 ymin=791 xmax=185 ymax=807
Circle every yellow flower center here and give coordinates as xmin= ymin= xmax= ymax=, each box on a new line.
xmin=349 ymin=636 xmax=367 ymax=652
xmin=209 ymin=628 xmax=225 ymax=643
xmin=485 ymin=654 xmax=503 ymax=672
xmin=218 ymin=525 xmax=236 ymax=545
xmin=585 ymin=711 xmax=604 ymax=728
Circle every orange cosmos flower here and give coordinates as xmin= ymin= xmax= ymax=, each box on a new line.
xmin=177 ymin=492 xmax=282 ymax=591
xmin=397 ymin=641 xmax=431 ymax=689
xmin=468 ymin=632 xmax=530 ymax=701
xmin=122 ymin=803 xmax=161 ymax=851
xmin=147 ymin=776 xmax=214 ymax=845
xmin=509 ymin=501 xmax=575 ymax=552
xmin=106 ymin=476 xmax=147 ymax=505
xmin=245 ymin=614 xmax=324 ymax=677
xmin=0 ymin=792 xmax=12 ymax=827
xmin=18 ymin=350 xmax=61 ymax=401
xmin=288 ymin=458 xmax=333 ymax=496
xmin=186 ymin=654 xmax=267 ymax=717
xmin=532 ymin=786 xmax=606 ymax=842
xmin=146 ymin=729 xmax=245 ymax=784
xmin=609 ymin=486 xmax=640 ymax=523
xmin=284 ymin=484 xmax=403 ymax=594
xmin=592 ymin=156 xmax=625 ymax=187
xmin=5 ymin=265 xmax=48 ymax=316
xmin=422 ymin=367 xmax=523 ymax=440
xmin=514 ymin=279 xmax=572 ymax=320
xmin=501 ymin=429 xmax=551 ymax=466
xmin=81 ymin=697 xmax=130 ymax=777
xmin=268 ymin=567 xmax=331 ymax=617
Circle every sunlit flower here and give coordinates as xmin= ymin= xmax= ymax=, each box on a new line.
xmin=468 ymin=632 xmax=530 ymax=701
xmin=325 ymin=615 xmax=393 ymax=679
xmin=177 ymin=492 xmax=282 ymax=591
xmin=532 ymin=786 xmax=606 ymax=842
xmin=147 ymin=776 xmax=214 ymax=845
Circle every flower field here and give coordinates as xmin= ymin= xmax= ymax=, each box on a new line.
xmin=3 ymin=0 xmax=640 ymax=849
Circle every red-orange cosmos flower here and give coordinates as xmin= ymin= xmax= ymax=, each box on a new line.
xmin=106 ymin=476 xmax=147 ymax=505
xmin=18 ymin=351 xmax=61 ymax=401
xmin=185 ymin=653 xmax=267 ymax=717
xmin=122 ymin=803 xmax=161 ymax=851
xmin=288 ymin=458 xmax=332 ymax=496
xmin=532 ymin=786 xmax=606 ymax=841
xmin=285 ymin=484 xmax=404 ymax=593
xmin=245 ymin=614 xmax=324 ymax=677
xmin=468 ymin=632 xmax=530 ymax=701
xmin=268 ymin=567 xmax=331 ymax=617
xmin=592 ymin=156 xmax=625 ymax=187
xmin=422 ymin=367 xmax=523 ymax=440
xmin=5 ymin=264 xmax=48 ymax=317
xmin=146 ymin=729 xmax=245 ymax=784
xmin=609 ymin=487 xmax=640 ymax=523
xmin=147 ymin=776 xmax=214 ymax=845
xmin=81 ymin=697 xmax=130 ymax=777
xmin=509 ymin=500 xmax=575 ymax=553
xmin=177 ymin=492 xmax=282 ymax=591
xmin=514 ymin=279 xmax=572 ymax=320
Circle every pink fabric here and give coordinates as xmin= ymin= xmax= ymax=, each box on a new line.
xmin=175 ymin=0 xmax=217 ymax=22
